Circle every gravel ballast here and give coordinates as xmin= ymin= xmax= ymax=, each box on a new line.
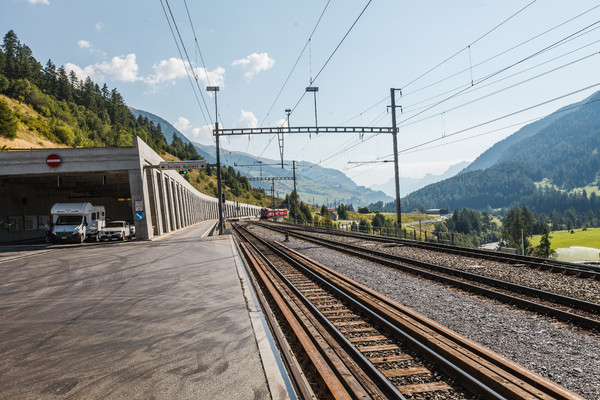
xmin=309 ymin=231 xmax=600 ymax=304
xmin=248 ymin=225 xmax=600 ymax=399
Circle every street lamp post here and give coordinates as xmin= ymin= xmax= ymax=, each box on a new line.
xmin=207 ymin=86 xmax=224 ymax=235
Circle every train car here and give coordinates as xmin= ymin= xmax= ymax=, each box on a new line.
xmin=260 ymin=208 xmax=289 ymax=219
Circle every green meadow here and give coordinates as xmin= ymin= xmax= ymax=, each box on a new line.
xmin=531 ymin=228 xmax=600 ymax=251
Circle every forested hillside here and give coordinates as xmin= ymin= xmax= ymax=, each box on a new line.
xmin=463 ymin=96 xmax=586 ymax=173
xmin=0 ymin=30 xmax=274 ymax=207
xmin=0 ymin=30 xmax=200 ymax=160
xmin=498 ymin=91 xmax=600 ymax=189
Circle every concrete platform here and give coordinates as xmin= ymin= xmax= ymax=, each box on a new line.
xmin=0 ymin=220 xmax=290 ymax=399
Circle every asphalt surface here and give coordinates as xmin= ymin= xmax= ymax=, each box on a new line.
xmin=0 ymin=221 xmax=273 ymax=399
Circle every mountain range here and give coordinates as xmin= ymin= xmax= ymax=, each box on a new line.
xmin=371 ymin=161 xmax=470 ymax=197
xmin=130 ymin=108 xmax=394 ymax=206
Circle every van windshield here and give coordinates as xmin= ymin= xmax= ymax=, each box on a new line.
xmin=55 ymin=216 xmax=83 ymax=225
xmin=105 ymin=222 xmax=126 ymax=228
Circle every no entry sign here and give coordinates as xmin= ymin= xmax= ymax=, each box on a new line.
xmin=46 ymin=154 xmax=61 ymax=168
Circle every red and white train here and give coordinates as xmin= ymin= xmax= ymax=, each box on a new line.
xmin=259 ymin=208 xmax=289 ymax=219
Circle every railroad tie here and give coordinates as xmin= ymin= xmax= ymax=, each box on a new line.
xmin=368 ymin=354 xmax=413 ymax=364
xmin=382 ymin=367 xmax=430 ymax=377
xmin=347 ymin=335 xmax=388 ymax=343
xmin=397 ymin=382 xmax=453 ymax=395
xmin=357 ymin=344 xmax=398 ymax=352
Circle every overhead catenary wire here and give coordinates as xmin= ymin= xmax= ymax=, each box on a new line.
xmin=289 ymin=0 xmax=374 ymax=115
xmin=159 ymin=0 xmax=211 ymax=128
xmin=296 ymin=22 xmax=600 ymax=184
xmin=160 ymin=0 xmax=214 ymax=126
xmin=254 ymin=0 xmax=373 ymax=165
xmin=400 ymin=21 xmax=600 ymax=113
xmin=337 ymin=3 xmax=600 ymax=130
xmin=259 ymin=0 xmax=332 ymax=128
xmin=342 ymin=96 xmax=600 ymax=184
xmin=287 ymin=14 xmax=600 ymax=198
xmin=401 ymin=0 xmax=538 ymax=93
xmin=397 ymin=50 xmax=600 ymax=129
xmin=399 ymin=97 xmax=600 ymax=156
xmin=300 ymin=76 xmax=600 ymax=178
xmin=394 ymin=19 xmax=600 ymax=129
xmin=356 ymin=83 xmax=600 ymax=163
xmin=260 ymin=1 xmax=539 ymax=179
xmin=402 ymin=37 xmax=600 ymax=114
xmin=236 ymin=0 xmax=332 ymax=169
xmin=182 ymin=0 xmax=213 ymax=87
xmin=341 ymin=95 xmax=600 ymax=183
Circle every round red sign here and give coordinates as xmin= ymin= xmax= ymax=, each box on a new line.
xmin=46 ymin=154 xmax=61 ymax=167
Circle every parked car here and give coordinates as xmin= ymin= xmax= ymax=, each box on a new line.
xmin=99 ymin=221 xmax=131 ymax=241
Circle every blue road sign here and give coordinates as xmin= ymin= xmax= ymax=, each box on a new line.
xmin=134 ymin=211 xmax=144 ymax=221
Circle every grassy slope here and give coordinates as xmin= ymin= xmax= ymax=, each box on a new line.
xmin=328 ymin=211 xmax=436 ymax=233
xmin=531 ymin=228 xmax=600 ymax=251
xmin=535 ymin=178 xmax=600 ymax=196
xmin=1 ymin=96 xmax=273 ymax=207
xmin=0 ymin=95 xmax=66 ymax=149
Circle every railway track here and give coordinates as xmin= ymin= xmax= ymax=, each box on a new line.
xmin=269 ymin=222 xmax=600 ymax=278
xmin=257 ymin=222 xmax=600 ymax=331
xmin=234 ymin=222 xmax=584 ymax=400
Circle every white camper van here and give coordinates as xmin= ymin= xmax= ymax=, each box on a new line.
xmin=51 ymin=203 xmax=106 ymax=243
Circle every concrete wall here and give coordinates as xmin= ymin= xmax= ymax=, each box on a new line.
xmin=0 ymin=137 xmax=261 ymax=243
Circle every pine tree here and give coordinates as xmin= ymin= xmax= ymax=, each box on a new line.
xmin=0 ymin=99 xmax=18 ymax=139
xmin=531 ymin=227 xmax=554 ymax=258
xmin=2 ymin=30 xmax=20 ymax=80
xmin=320 ymin=204 xmax=328 ymax=216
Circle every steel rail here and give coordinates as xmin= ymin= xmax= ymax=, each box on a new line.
xmin=237 ymin=239 xmax=357 ymax=399
xmin=237 ymin=225 xmax=510 ymax=399
xmin=236 ymin=241 xmax=310 ymax=400
xmin=275 ymin=242 xmax=586 ymax=400
xmin=236 ymin=225 xmax=405 ymax=399
xmin=262 ymin=223 xmax=600 ymax=331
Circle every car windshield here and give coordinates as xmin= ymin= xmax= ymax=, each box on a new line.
xmin=55 ymin=216 xmax=83 ymax=225
xmin=106 ymin=222 xmax=125 ymax=228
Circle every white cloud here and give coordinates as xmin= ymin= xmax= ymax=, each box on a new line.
xmin=65 ymin=54 xmax=140 ymax=83
xmin=232 ymin=52 xmax=275 ymax=80
xmin=149 ymin=57 xmax=187 ymax=83
xmin=28 ymin=0 xmax=49 ymax=4
xmin=174 ymin=117 xmax=191 ymax=132
xmin=195 ymin=66 xmax=226 ymax=87
xmin=76 ymin=40 xmax=107 ymax=58
xmin=233 ymin=110 xmax=258 ymax=129
xmin=96 ymin=54 xmax=139 ymax=82
xmin=147 ymin=57 xmax=225 ymax=87
xmin=95 ymin=22 xmax=104 ymax=31
xmin=66 ymin=54 xmax=225 ymax=92
xmin=189 ymin=125 xmax=214 ymax=144
xmin=171 ymin=116 xmax=213 ymax=144
xmin=65 ymin=62 xmax=96 ymax=81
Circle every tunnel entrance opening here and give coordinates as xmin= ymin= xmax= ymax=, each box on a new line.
xmin=0 ymin=171 xmax=133 ymax=243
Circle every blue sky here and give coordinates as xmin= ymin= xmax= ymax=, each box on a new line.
xmin=2 ymin=0 xmax=600 ymax=188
